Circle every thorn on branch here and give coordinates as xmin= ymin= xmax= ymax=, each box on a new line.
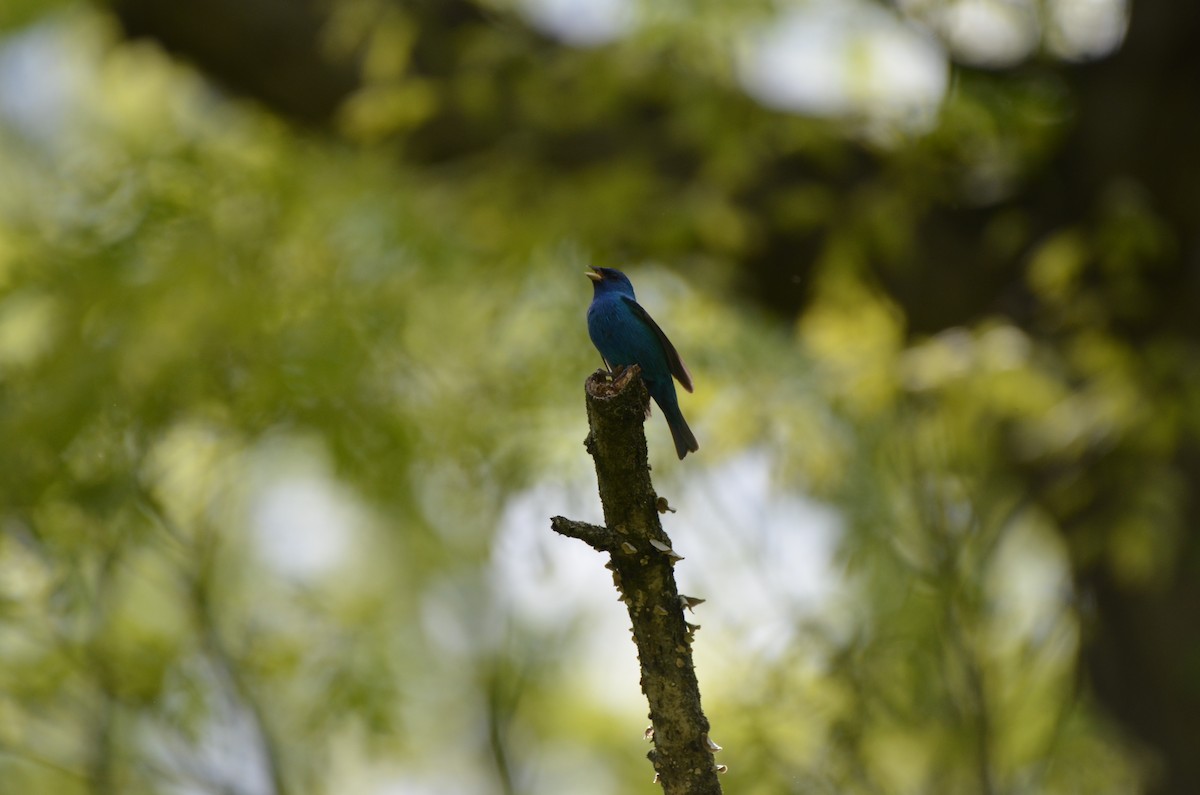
xmin=649 ymin=538 xmax=684 ymax=562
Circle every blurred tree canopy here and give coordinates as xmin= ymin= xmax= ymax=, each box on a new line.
xmin=0 ymin=0 xmax=1198 ymax=794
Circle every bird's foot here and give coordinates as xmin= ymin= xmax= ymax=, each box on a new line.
xmin=612 ymin=364 xmax=641 ymax=390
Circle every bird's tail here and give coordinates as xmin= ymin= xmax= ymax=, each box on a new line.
xmin=661 ymin=400 xmax=699 ymax=460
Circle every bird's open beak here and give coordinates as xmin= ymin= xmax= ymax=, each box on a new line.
xmin=585 ymin=268 xmax=602 ymax=282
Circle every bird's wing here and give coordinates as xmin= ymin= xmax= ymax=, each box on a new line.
xmin=622 ymin=296 xmax=694 ymax=393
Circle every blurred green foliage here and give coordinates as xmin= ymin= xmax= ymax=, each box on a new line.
xmin=0 ymin=2 xmax=1193 ymax=794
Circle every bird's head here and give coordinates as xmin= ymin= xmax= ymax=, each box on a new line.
xmin=586 ymin=266 xmax=636 ymax=299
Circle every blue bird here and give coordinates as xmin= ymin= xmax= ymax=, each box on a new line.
xmin=586 ymin=266 xmax=698 ymax=459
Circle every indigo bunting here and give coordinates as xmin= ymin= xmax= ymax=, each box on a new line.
xmin=586 ymin=266 xmax=699 ymax=459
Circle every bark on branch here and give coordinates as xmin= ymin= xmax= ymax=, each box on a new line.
xmin=551 ymin=366 xmax=723 ymax=794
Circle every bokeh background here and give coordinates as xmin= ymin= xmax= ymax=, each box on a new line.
xmin=1 ymin=0 xmax=1197 ymax=793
